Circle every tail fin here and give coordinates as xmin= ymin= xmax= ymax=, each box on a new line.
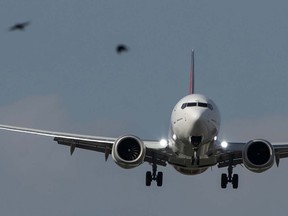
xmin=189 ymin=49 xmax=195 ymax=94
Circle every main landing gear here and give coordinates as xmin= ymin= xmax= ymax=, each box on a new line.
xmin=146 ymin=163 xmax=163 ymax=187
xmin=221 ymin=164 xmax=239 ymax=189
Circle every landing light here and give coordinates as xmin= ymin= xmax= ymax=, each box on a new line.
xmin=221 ymin=141 xmax=228 ymax=148
xmin=172 ymin=134 xmax=177 ymax=141
xmin=160 ymin=139 xmax=168 ymax=147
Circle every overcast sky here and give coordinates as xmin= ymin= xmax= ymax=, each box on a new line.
xmin=1 ymin=1 xmax=288 ymax=215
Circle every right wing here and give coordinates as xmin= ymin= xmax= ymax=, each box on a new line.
xmin=0 ymin=124 xmax=170 ymax=166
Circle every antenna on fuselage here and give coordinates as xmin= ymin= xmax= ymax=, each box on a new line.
xmin=190 ymin=49 xmax=195 ymax=94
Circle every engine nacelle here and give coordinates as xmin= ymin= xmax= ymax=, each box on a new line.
xmin=243 ymin=139 xmax=275 ymax=173
xmin=112 ymin=135 xmax=146 ymax=169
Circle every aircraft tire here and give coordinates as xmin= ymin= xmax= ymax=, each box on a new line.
xmin=156 ymin=172 xmax=163 ymax=187
xmin=146 ymin=171 xmax=152 ymax=186
xmin=232 ymin=174 xmax=239 ymax=189
xmin=221 ymin=173 xmax=228 ymax=189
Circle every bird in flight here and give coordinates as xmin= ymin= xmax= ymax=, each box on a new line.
xmin=116 ymin=44 xmax=129 ymax=54
xmin=9 ymin=21 xmax=30 ymax=31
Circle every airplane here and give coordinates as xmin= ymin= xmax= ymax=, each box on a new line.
xmin=0 ymin=50 xmax=288 ymax=189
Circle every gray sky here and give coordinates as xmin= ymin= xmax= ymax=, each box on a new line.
xmin=0 ymin=0 xmax=288 ymax=215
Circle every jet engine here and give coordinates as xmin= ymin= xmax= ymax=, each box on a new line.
xmin=242 ymin=139 xmax=275 ymax=173
xmin=112 ymin=135 xmax=146 ymax=169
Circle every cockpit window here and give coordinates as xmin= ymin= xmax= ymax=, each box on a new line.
xmin=208 ymin=104 xmax=213 ymax=110
xmin=187 ymin=102 xmax=197 ymax=107
xmin=181 ymin=102 xmax=213 ymax=110
xmin=181 ymin=103 xmax=187 ymax=109
xmin=181 ymin=102 xmax=197 ymax=109
xmin=198 ymin=102 xmax=208 ymax=108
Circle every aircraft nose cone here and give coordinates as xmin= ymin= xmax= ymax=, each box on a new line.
xmin=188 ymin=110 xmax=207 ymax=135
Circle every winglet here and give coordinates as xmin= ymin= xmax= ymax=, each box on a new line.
xmin=190 ymin=49 xmax=195 ymax=94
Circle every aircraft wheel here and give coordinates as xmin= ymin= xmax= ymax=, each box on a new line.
xmin=232 ymin=174 xmax=239 ymax=189
xmin=221 ymin=173 xmax=228 ymax=189
xmin=146 ymin=171 xmax=152 ymax=186
xmin=156 ymin=172 xmax=163 ymax=187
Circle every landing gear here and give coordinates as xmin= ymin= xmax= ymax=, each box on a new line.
xmin=191 ymin=150 xmax=200 ymax=165
xmin=156 ymin=172 xmax=163 ymax=187
xmin=221 ymin=163 xmax=239 ymax=189
xmin=221 ymin=173 xmax=228 ymax=188
xmin=146 ymin=163 xmax=163 ymax=187
xmin=191 ymin=136 xmax=201 ymax=166
xmin=145 ymin=171 xmax=152 ymax=186
xmin=232 ymin=174 xmax=239 ymax=189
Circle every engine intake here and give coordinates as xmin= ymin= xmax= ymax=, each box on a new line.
xmin=243 ymin=139 xmax=275 ymax=173
xmin=112 ymin=135 xmax=146 ymax=169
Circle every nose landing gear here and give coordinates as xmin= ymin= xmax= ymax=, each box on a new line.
xmin=191 ymin=136 xmax=202 ymax=165
xmin=191 ymin=150 xmax=200 ymax=165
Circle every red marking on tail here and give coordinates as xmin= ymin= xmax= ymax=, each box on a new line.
xmin=190 ymin=65 xmax=193 ymax=94
xmin=190 ymin=50 xmax=194 ymax=94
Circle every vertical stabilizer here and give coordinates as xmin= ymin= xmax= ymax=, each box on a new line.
xmin=190 ymin=49 xmax=195 ymax=94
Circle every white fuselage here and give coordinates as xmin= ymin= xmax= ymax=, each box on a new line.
xmin=169 ymin=94 xmax=221 ymax=174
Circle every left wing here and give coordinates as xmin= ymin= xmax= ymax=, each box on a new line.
xmin=215 ymin=140 xmax=288 ymax=188
xmin=0 ymin=124 xmax=170 ymax=166
xmin=216 ymin=141 xmax=288 ymax=168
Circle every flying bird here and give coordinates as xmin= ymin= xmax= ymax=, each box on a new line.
xmin=116 ymin=44 xmax=129 ymax=54
xmin=9 ymin=21 xmax=30 ymax=31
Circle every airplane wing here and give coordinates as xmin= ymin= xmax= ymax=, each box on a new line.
xmin=0 ymin=124 xmax=170 ymax=166
xmin=216 ymin=141 xmax=288 ymax=168
xmin=216 ymin=142 xmax=244 ymax=168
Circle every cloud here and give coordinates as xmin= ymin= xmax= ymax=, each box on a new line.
xmin=0 ymin=94 xmax=68 ymax=128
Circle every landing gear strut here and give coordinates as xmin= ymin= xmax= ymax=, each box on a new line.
xmin=191 ymin=149 xmax=200 ymax=165
xmin=191 ymin=136 xmax=201 ymax=165
xmin=221 ymin=162 xmax=239 ymax=189
xmin=146 ymin=163 xmax=163 ymax=187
